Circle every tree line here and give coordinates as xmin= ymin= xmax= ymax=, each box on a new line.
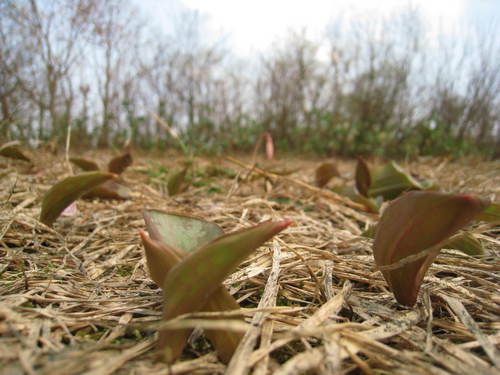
xmin=1 ymin=0 xmax=499 ymax=157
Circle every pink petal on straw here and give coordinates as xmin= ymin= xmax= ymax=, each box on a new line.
xmin=61 ymin=202 xmax=79 ymax=217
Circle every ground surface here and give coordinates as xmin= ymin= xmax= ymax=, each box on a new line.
xmin=0 ymin=151 xmax=499 ymax=375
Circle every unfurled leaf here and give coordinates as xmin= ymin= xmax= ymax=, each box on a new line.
xmin=474 ymin=203 xmax=500 ymax=223
xmin=332 ymin=186 xmax=380 ymax=213
xmin=373 ymin=191 xmax=489 ymax=306
xmin=443 ymin=233 xmax=484 ymax=256
xmin=83 ymin=180 xmax=130 ymax=200
xmin=355 ymin=157 xmax=371 ymax=197
xmin=40 ymin=172 xmax=116 ymax=226
xmin=69 ymin=157 xmax=100 ymax=171
xmin=168 ymin=167 xmax=189 ymax=196
xmin=315 ymin=162 xmax=340 ymax=187
xmin=139 ymin=229 xmax=243 ymax=363
xmin=108 ymin=152 xmax=133 ymax=174
xmin=143 ymin=210 xmax=223 ymax=253
xmin=0 ymin=141 xmax=31 ymax=163
xmin=158 ymin=219 xmax=292 ymax=363
xmin=369 ymin=161 xmax=432 ymax=200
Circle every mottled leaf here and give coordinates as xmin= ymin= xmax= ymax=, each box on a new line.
xmin=69 ymin=157 xmax=100 ymax=171
xmin=369 ymin=161 xmax=432 ymax=200
xmin=40 ymin=172 xmax=116 ymax=226
xmin=373 ymin=191 xmax=489 ymax=306
xmin=0 ymin=141 xmax=31 ymax=163
xmin=315 ymin=162 xmax=340 ymax=187
xmin=108 ymin=152 xmax=133 ymax=174
xmin=443 ymin=233 xmax=484 ymax=256
xmin=355 ymin=157 xmax=371 ymax=197
xmin=143 ymin=209 xmax=223 ymax=254
xmin=83 ymin=180 xmax=130 ymax=200
xmin=158 ymin=219 xmax=292 ymax=363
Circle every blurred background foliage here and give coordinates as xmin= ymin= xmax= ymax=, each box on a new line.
xmin=1 ymin=0 xmax=499 ymax=158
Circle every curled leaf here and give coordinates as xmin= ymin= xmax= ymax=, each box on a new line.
xmin=373 ymin=191 xmax=489 ymax=306
xmin=158 ymin=219 xmax=293 ymax=363
xmin=369 ymin=161 xmax=432 ymax=200
xmin=0 ymin=141 xmax=31 ymax=163
xmin=315 ymin=162 xmax=340 ymax=187
xmin=355 ymin=157 xmax=371 ymax=197
xmin=40 ymin=172 xmax=116 ymax=226
xmin=108 ymin=152 xmax=133 ymax=174
xmin=69 ymin=157 xmax=100 ymax=171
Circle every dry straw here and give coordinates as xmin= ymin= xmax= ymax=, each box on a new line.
xmin=0 ymin=151 xmax=499 ymax=374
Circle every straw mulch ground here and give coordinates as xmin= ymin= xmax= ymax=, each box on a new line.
xmin=1 ymin=151 xmax=499 ymax=375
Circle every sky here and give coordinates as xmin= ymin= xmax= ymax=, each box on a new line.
xmin=135 ymin=0 xmax=499 ymax=58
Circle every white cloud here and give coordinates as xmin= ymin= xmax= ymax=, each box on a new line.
xmin=180 ymin=0 xmax=467 ymax=55
xmin=138 ymin=0 xmax=470 ymax=57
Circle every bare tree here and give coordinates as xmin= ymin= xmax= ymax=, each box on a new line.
xmin=1 ymin=0 xmax=94 ymax=141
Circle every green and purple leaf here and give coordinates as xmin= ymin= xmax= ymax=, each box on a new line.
xmin=108 ymin=152 xmax=133 ymax=174
xmin=40 ymin=172 xmax=116 ymax=226
xmin=315 ymin=162 xmax=340 ymax=188
xmin=69 ymin=157 xmax=100 ymax=171
xmin=140 ymin=230 xmax=243 ymax=363
xmin=355 ymin=157 xmax=371 ymax=197
xmin=158 ymin=219 xmax=292 ymax=363
xmin=168 ymin=167 xmax=189 ymax=196
xmin=369 ymin=161 xmax=433 ymax=200
xmin=373 ymin=191 xmax=489 ymax=306
xmin=0 ymin=141 xmax=32 ymax=163
xmin=142 ymin=210 xmax=247 ymax=363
